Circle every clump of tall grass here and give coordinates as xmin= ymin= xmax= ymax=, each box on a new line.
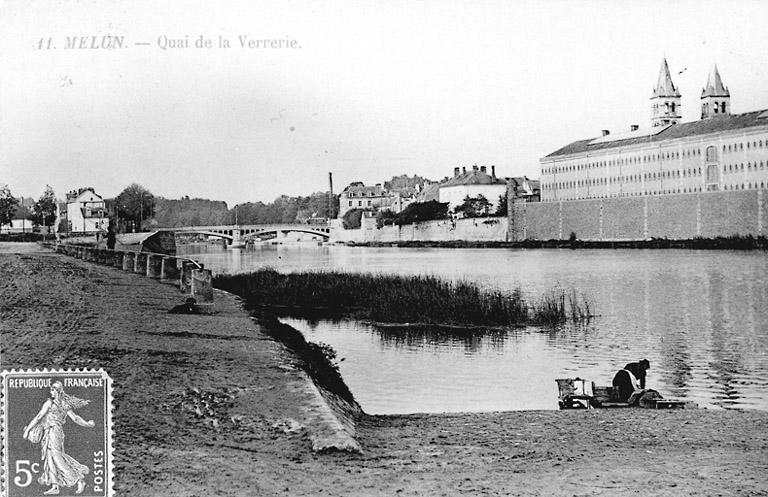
xmin=530 ymin=287 xmax=593 ymax=324
xmin=214 ymin=269 xmax=593 ymax=327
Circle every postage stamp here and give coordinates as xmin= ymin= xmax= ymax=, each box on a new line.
xmin=1 ymin=369 xmax=113 ymax=497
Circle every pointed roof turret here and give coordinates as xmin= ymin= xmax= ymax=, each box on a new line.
xmin=652 ymin=58 xmax=681 ymax=98
xmin=701 ymin=64 xmax=730 ymax=97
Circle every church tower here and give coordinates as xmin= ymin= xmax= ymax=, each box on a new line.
xmin=701 ymin=65 xmax=730 ymax=119
xmin=650 ymin=58 xmax=682 ymax=127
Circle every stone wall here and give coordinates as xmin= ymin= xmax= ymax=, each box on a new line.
xmin=331 ymin=216 xmax=509 ymax=243
xmin=509 ymin=189 xmax=765 ymax=241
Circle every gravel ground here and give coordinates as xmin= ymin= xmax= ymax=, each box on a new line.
xmin=2 ymin=243 xmax=767 ymax=496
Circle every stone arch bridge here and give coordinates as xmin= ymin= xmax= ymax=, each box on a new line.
xmin=172 ymin=224 xmax=331 ymax=245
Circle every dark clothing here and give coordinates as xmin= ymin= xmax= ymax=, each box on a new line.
xmin=623 ymin=361 xmax=648 ymax=389
xmin=106 ymin=230 xmax=116 ymax=250
xmin=612 ymin=369 xmax=637 ymax=402
xmin=168 ymin=303 xmax=201 ymax=314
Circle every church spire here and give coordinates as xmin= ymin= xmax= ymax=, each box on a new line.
xmin=650 ymin=58 xmax=682 ymax=127
xmin=653 ymin=58 xmax=681 ymax=98
xmin=701 ymin=64 xmax=731 ymax=119
xmin=701 ymin=64 xmax=729 ymax=98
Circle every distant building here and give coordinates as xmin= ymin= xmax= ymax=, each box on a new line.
xmin=508 ymin=176 xmax=540 ymax=202
xmin=337 ymin=182 xmax=388 ymax=218
xmin=438 ymin=165 xmax=507 ymax=211
xmin=337 ymin=181 xmax=422 ymax=218
xmin=415 ymin=182 xmax=440 ymax=203
xmin=65 ymin=187 xmax=109 ymax=233
xmin=0 ymin=218 xmax=34 ymax=234
xmin=540 ymin=60 xmax=768 ymax=202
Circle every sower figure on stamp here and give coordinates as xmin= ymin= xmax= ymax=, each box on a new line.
xmin=612 ymin=359 xmax=650 ymax=403
xmin=22 ymin=381 xmax=96 ymax=495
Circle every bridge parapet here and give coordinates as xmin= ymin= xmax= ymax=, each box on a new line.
xmin=172 ymin=223 xmax=331 ymax=242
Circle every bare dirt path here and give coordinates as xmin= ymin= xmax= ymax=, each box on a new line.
xmin=2 ymin=245 xmax=767 ymax=496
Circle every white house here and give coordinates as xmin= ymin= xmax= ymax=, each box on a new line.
xmin=0 ymin=218 xmax=34 ymax=234
xmin=438 ymin=165 xmax=507 ymax=212
xmin=65 ymin=188 xmax=109 ymax=233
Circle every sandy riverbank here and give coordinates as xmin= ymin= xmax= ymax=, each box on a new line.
xmin=2 ymin=243 xmax=767 ymax=496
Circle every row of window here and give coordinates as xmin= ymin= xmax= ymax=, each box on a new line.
xmin=544 ymin=168 xmax=704 ymax=189
xmin=545 ymin=160 xmax=768 ymax=190
xmin=723 ymin=182 xmax=767 ymax=190
xmin=724 ymin=140 xmax=766 ymax=153
xmin=544 ymin=181 xmax=768 ymax=201
xmin=348 ymin=200 xmax=374 ymax=207
xmin=544 ymin=140 xmax=767 ymax=175
xmin=652 ymin=102 xmax=678 ymax=115
xmin=703 ymin=102 xmax=727 ymax=114
xmin=723 ymin=161 xmax=767 ymax=173
xmin=345 ymin=191 xmax=383 ymax=198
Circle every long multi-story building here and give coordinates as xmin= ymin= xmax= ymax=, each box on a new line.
xmin=540 ymin=60 xmax=768 ymax=202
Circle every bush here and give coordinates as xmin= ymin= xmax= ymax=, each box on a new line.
xmin=342 ymin=209 xmax=364 ymax=229
xmin=395 ymin=200 xmax=449 ymax=225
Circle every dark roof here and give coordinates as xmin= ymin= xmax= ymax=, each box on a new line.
xmin=341 ymin=183 xmax=385 ymax=195
xmin=544 ymin=109 xmax=768 ymax=159
xmin=441 ymin=169 xmax=506 ymax=187
xmin=416 ymin=182 xmax=440 ymax=202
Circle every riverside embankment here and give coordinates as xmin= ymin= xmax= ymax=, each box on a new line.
xmin=2 ymin=243 xmax=768 ymax=496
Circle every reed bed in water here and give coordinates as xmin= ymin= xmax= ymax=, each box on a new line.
xmin=214 ymin=269 xmax=593 ymax=327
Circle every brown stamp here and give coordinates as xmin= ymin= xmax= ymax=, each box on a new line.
xmin=2 ymin=369 xmax=113 ymax=496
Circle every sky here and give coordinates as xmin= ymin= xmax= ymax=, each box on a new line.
xmin=2 ymin=0 xmax=768 ymax=207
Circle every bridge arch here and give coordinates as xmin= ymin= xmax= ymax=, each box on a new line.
xmin=242 ymin=227 xmax=330 ymax=240
xmin=174 ymin=230 xmax=234 ymax=241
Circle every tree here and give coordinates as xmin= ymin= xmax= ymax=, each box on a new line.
xmin=33 ymin=185 xmax=57 ymax=227
xmin=494 ymin=193 xmax=508 ymax=217
xmin=454 ymin=195 xmax=491 ymax=218
xmin=115 ymin=184 xmax=154 ymax=232
xmin=395 ymin=200 xmax=449 ymax=225
xmin=0 ymin=184 xmax=20 ymax=226
xmin=375 ymin=209 xmax=398 ymax=228
xmin=342 ymin=208 xmax=364 ymax=229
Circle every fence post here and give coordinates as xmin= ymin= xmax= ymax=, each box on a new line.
xmin=97 ymin=249 xmax=109 ymax=264
xmin=180 ymin=261 xmax=196 ymax=293
xmin=191 ymin=268 xmax=214 ymax=304
xmin=112 ymin=251 xmax=124 ymax=268
xmin=122 ymin=252 xmax=135 ymax=271
xmin=134 ymin=253 xmax=148 ymax=274
xmin=146 ymin=254 xmax=163 ymax=279
xmin=161 ymin=257 xmax=180 ymax=283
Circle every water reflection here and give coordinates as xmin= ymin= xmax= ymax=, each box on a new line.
xmin=371 ymin=324 xmax=509 ymax=353
xmin=182 ymin=244 xmax=768 ymax=413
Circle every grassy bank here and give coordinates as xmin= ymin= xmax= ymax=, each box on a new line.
xmin=214 ymin=269 xmax=591 ymax=327
xmin=352 ymin=234 xmax=768 ymax=250
xmin=256 ymin=313 xmax=357 ymax=405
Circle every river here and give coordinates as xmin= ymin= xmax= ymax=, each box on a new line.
xmin=179 ymin=243 xmax=768 ymax=414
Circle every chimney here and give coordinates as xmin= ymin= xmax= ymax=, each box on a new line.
xmin=601 ymin=129 xmax=610 ymax=136
xmin=462 ymin=166 xmax=466 ymax=174
xmin=630 ymin=124 xmax=639 ymax=131
xmin=454 ymin=167 xmax=460 ymax=177
xmin=491 ymin=165 xmax=496 ymax=178
xmin=480 ymin=165 xmax=487 ymax=173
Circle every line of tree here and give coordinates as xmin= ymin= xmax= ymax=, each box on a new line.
xmin=376 ymin=200 xmax=450 ymax=228
xmin=222 ymin=192 xmax=338 ymax=226
xmin=0 ymin=184 xmax=58 ymax=229
xmin=454 ymin=194 xmax=508 ymax=218
xmin=114 ymin=183 xmax=155 ymax=232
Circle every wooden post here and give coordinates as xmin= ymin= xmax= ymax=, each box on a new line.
xmin=122 ymin=252 xmax=135 ymax=271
